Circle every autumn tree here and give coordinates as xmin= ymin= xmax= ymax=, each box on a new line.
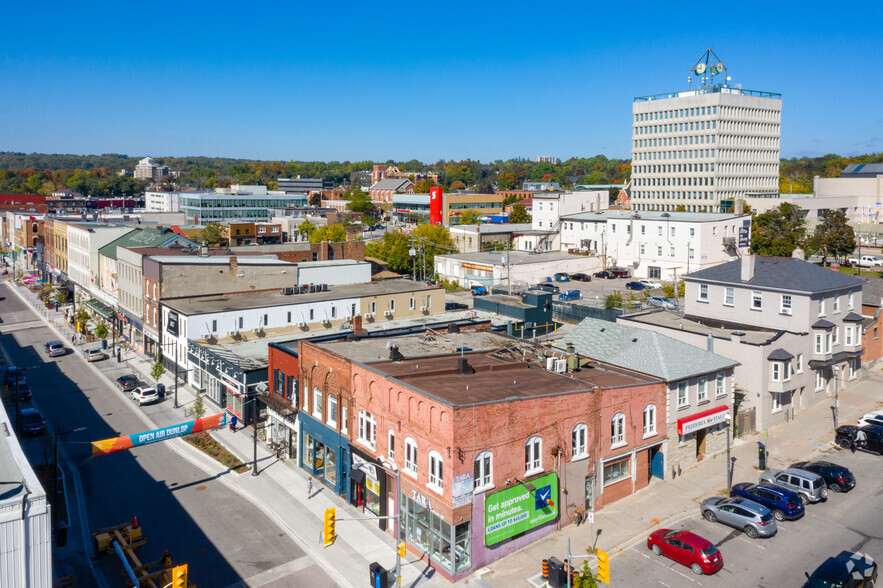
xmin=309 ymin=223 xmax=347 ymax=243
xmin=308 ymin=192 xmax=322 ymax=206
xmin=457 ymin=209 xmax=481 ymax=225
xmin=365 ymin=231 xmax=412 ymax=273
xmin=750 ymin=203 xmax=807 ymax=256
xmin=297 ymin=219 xmax=316 ymax=240
xmin=509 ymin=202 xmax=531 ymax=224
xmin=497 ymin=172 xmax=517 ymax=191
xmin=805 ymin=209 xmax=856 ymax=265
xmin=197 ymin=222 xmax=227 ymax=245
xmin=346 ymin=191 xmax=376 ymax=214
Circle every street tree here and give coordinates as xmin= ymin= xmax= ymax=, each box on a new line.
xmin=805 ymin=209 xmax=856 ymax=265
xmin=750 ymin=202 xmax=807 ymax=256
xmin=346 ymin=191 xmax=376 ymax=214
xmin=497 ymin=172 xmax=517 ymax=191
xmin=298 ymin=219 xmax=316 ymax=240
xmin=198 ymin=222 xmax=226 ymax=245
xmin=412 ymin=223 xmax=456 ymax=278
xmin=457 ymin=209 xmax=481 ymax=225
xmin=365 ymin=231 xmax=412 ymax=273
xmin=309 ymin=223 xmax=347 ymax=243
xmin=509 ymin=202 xmax=531 ymax=224
xmin=309 ymin=192 xmax=322 ymax=206
xmin=151 ymin=358 xmax=165 ymax=386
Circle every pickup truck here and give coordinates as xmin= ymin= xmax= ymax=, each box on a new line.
xmin=846 ymin=255 xmax=883 ymax=267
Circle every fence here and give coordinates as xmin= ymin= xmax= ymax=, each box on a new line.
xmin=552 ymin=301 xmax=623 ymax=324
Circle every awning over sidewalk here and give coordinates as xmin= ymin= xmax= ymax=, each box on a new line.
xmin=84 ymin=298 xmax=114 ymax=319
xmin=677 ymin=404 xmax=729 ymax=436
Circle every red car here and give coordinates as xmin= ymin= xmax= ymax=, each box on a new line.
xmin=647 ymin=529 xmax=723 ymax=575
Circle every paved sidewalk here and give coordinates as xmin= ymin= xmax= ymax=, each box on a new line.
xmin=10 ymin=280 xmax=882 ymax=587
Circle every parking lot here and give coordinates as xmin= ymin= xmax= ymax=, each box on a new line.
xmin=610 ymin=447 xmax=883 ymax=586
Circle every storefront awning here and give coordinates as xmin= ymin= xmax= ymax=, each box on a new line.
xmin=677 ymin=404 xmax=729 ymax=436
xmin=350 ymin=468 xmax=366 ymax=485
xmin=84 ymin=298 xmax=114 ymax=319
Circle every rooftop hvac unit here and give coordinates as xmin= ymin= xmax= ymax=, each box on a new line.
xmin=202 ymin=334 xmax=212 ymax=340
xmin=298 ymin=321 xmax=307 ymax=328
xmin=363 ymin=312 xmax=372 ymax=319
xmin=546 ymin=357 xmax=557 ymax=371
xmin=555 ymin=359 xmax=566 ymax=373
xmin=384 ymin=310 xmax=393 ymax=318
xmin=281 ymin=287 xmax=294 ymax=295
xmin=227 ymin=330 xmax=239 ymax=337
xmin=253 ymin=327 xmax=263 ymax=334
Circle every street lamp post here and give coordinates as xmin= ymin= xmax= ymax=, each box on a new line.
xmin=832 ymin=366 xmax=841 ymax=429
xmin=725 ymin=412 xmax=733 ymax=491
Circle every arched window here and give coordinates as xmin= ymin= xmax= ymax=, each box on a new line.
xmin=611 ymin=413 xmax=625 ymax=446
xmin=404 ymin=438 xmax=418 ymax=476
xmin=643 ymin=405 xmax=656 ymax=436
xmin=428 ymin=450 xmax=444 ymax=492
xmin=327 ymin=394 xmax=337 ymax=427
xmin=312 ymin=387 xmax=322 ymax=419
xmin=525 ymin=436 xmax=542 ymax=474
xmin=572 ymin=424 xmax=588 ymax=459
xmin=474 ymin=451 xmax=493 ymax=491
xmin=387 ymin=429 xmax=395 ymax=461
xmin=357 ymin=410 xmax=375 ymax=448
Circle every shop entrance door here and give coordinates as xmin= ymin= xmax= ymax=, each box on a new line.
xmin=649 ymin=446 xmax=665 ymax=480
xmin=584 ymin=474 xmax=595 ymax=510
xmin=696 ymin=429 xmax=707 ymax=459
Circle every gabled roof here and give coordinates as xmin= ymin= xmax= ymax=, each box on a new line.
xmin=370 ymin=178 xmax=414 ymax=191
xmin=684 ymin=256 xmax=865 ymax=294
xmin=98 ymin=228 xmax=196 ymax=259
xmin=567 ymin=318 xmax=739 ymax=382
xmin=862 ymin=278 xmax=883 ymax=308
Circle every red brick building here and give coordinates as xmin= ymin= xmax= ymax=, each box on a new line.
xmin=299 ymin=331 xmax=665 ymax=581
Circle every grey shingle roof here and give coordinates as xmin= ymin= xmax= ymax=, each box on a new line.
xmin=843 ymin=312 xmax=864 ymax=323
xmin=862 ymin=278 xmax=883 ymax=308
xmin=370 ymin=179 xmax=413 ymax=191
xmin=812 ymin=319 xmax=836 ymax=329
xmin=767 ymin=348 xmax=794 ymax=360
xmin=567 ymin=318 xmax=739 ymax=382
xmin=683 ymin=256 xmax=865 ymax=294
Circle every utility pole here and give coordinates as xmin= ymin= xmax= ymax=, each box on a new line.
xmin=506 ymin=241 xmax=512 ymax=295
xmin=174 ymin=338 xmax=179 ymax=409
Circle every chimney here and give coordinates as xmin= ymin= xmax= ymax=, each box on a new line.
xmin=792 ymin=248 xmax=804 ymax=261
xmin=457 ymin=357 xmax=474 ymax=375
xmin=156 ymin=225 xmax=163 ymax=232
xmin=229 ymin=256 xmax=238 ymax=268
xmin=735 ymin=199 xmax=744 ymax=214
xmin=389 ymin=344 xmax=405 ymax=362
xmin=352 ymin=314 xmax=363 ymax=335
xmin=741 ymin=253 xmax=755 ymax=282
xmin=706 ymin=333 xmax=714 ymax=352
xmin=731 ymin=331 xmax=745 ymax=344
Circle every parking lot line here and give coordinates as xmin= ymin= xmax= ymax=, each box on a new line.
xmin=631 ymin=548 xmax=701 ymax=584
xmin=738 ymin=537 xmax=766 ymax=550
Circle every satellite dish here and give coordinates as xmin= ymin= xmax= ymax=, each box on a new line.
xmin=695 ymin=63 xmax=707 ymax=75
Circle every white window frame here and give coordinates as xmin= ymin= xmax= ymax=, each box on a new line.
xmin=677 ymin=382 xmax=688 ymax=407
xmin=409 ymin=296 xmax=415 ymax=310
xmin=716 ymin=373 xmax=725 ymax=397
xmin=780 ymin=295 xmax=792 ymax=315
xmin=572 ymin=424 xmax=588 ymax=460
xmin=428 ymin=451 xmax=444 ymax=494
xmin=327 ymin=394 xmax=337 ymax=427
xmin=832 ymin=326 xmax=839 ymax=346
xmin=815 ymin=370 xmax=825 ymax=391
xmin=525 ymin=436 xmax=542 ymax=475
xmin=611 ymin=413 xmax=626 ymax=448
xmin=771 ymin=362 xmax=781 ymax=382
xmin=312 ymin=387 xmax=322 ymax=419
xmin=643 ymin=405 xmax=656 ymax=437
xmin=771 ymin=392 xmax=782 ymax=413
xmin=796 ymin=354 xmax=803 ymax=373
xmin=357 ymin=410 xmax=376 ymax=449
xmin=848 ymin=292 xmax=854 ymax=309
xmin=833 ymin=296 xmax=840 ymax=313
xmin=724 ymin=287 xmax=734 ymax=306
xmin=341 ymin=405 xmax=348 ymax=434
xmin=849 ymin=360 xmax=857 ymax=379
xmin=815 ymin=333 xmax=823 ymax=354
xmin=751 ymin=291 xmax=762 ymax=310
xmin=404 ymin=438 xmax=418 ymax=477
xmin=699 ymin=284 xmax=708 ymax=301
xmin=388 ymin=429 xmax=395 ymax=462
xmin=819 ymin=297 xmax=826 ymax=316
xmin=697 ymin=377 xmax=707 ymax=402
xmin=473 ymin=451 xmax=493 ymax=492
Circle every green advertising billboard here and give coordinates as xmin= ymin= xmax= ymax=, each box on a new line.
xmin=484 ymin=472 xmax=558 ymax=546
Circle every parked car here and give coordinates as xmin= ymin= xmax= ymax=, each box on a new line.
xmin=730 ymin=482 xmax=804 ymax=521
xmin=857 ymin=410 xmax=883 ymax=427
xmin=625 ymin=281 xmax=646 ymax=291
xmin=532 ymin=283 xmax=560 ymax=294
xmin=86 ymin=348 xmax=106 ymax=362
xmin=700 ymin=496 xmax=777 ymax=538
xmin=646 ymin=296 xmax=677 ymax=310
xmin=4 ymin=365 xmax=22 ymax=384
xmin=593 ymin=270 xmax=616 ymax=279
xmin=470 ymin=285 xmax=488 ymax=296
xmin=789 ymin=461 xmax=855 ymax=493
xmin=558 ymin=290 xmax=582 ymax=301
xmin=445 ymin=302 xmax=468 ymax=311
xmin=638 ymin=279 xmax=664 ymax=289
xmin=646 ymin=529 xmax=723 ymax=575
xmin=804 ymin=551 xmax=877 ymax=588
xmin=11 ymin=377 xmax=31 ymax=402
xmin=17 ymin=408 xmax=45 ymax=436
xmin=553 ymin=272 xmax=570 ymax=282
xmin=45 ymin=341 xmax=66 ymax=357
xmin=570 ymin=273 xmax=592 ymax=282
xmin=116 ymin=375 xmax=141 ymax=392
xmin=608 ymin=266 xmax=630 ymax=278
xmin=760 ymin=468 xmax=828 ymax=504
xmin=132 ymin=386 xmax=160 ymax=406
xmin=835 ymin=424 xmax=883 ymax=455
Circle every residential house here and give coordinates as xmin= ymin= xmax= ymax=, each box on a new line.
xmin=370 ymin=178 xmax=415 ymax=204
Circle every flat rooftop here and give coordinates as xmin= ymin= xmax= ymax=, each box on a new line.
xmin=436 ymin=250 xmax=580 ymax=266
xmin=318 ymin=331 xmax=512 ymax=363
xmin=346 ymin=339 xmax=658 ymax=407
xmin=0 ymin=401 xmax=44 ymax=504
xmin=165 ymin=280 xmax=442 ymax=315
xmin=148 ymin=255 xmax=294 ymax=266
xmin=450 ymin=223 xmax=532 ymax=235
xmin=561 ymin=210 xmax=750 ymax=223
xmin=620 ymin=309 xmax=786 ymax=345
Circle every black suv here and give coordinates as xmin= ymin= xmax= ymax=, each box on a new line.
xmin=116 ymin=375 xmax=141 ymax=392
xmin=804 ymin=551 xmax=877 ymax=587
xmin=789 ymin=461 xmax=855 ymax=493
xmin=835 ymin=425 xmax=883 ymax=455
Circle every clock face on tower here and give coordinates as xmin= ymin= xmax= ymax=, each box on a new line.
xmin=694 ymin=62 xmax=707 ymax=75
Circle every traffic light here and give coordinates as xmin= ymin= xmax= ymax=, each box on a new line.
xmin=397 ymin=542 xmax=406 ymax=558
xmin=323 ymin=508 xmax=336 ymax=547
xmin=596 ymin=549 xmax=610 ymax=584
xmin=172 ymin=564 xmax=188 ymax=588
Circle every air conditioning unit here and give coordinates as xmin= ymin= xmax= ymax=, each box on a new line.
xmin=281 ymin=287 xmax=294 ymax=295
xmin=227 ymin=330 xmax=239 ymax=337
xmin=202 ymin=334 xmax=212 ymax=341
xmin=363 ymin=312 xmax=372 ymax=319
xmin=384 ymin=310 xmax=393 ymax=318
xmin=322 ymin=318 xmax=332 ymax=325
xmin=555 ymin=359 xmax=566 ymax=373
xmin=253 ymin=327 xmax=263 ymax=334
xmin=546 ymin=357 xmax=557 ymax=371
xmin=420 ymin=306 xmax=427 ymax=312
xmin=298 ymin=321 xmax=307 ymax=328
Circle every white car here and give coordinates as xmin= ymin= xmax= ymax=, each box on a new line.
xmin=132 ymin=386 xmax=159 ymax=406
xmin=639 ymin=279 xmax=664 ymax=289
xmin=858 ymin=410 xmax=883 ymax=427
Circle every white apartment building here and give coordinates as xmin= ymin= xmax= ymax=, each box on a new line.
xmin=515 ymin=190 xmax=608 ymax=252
xmin=631 ymin=66 xmax=781 ymax=213
xmin=145 ymin=190 xmax=188 ymax=212
xmin=559 ymin=210 xmax=751 ymax=279
xmin=66 ymin=223 xmax=135 ymax=304
xmin=134 ymin=156 xmax=169 ymax=182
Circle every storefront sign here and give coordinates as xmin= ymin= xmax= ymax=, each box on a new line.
xmin=678 ymin=404 xmax=729 ymax=435
xmin=453 ymin=473 xmax=473 ymax=508
xmin=412 ymin=489 xmax=432 ymax=510
xmin=167 ymin=311 xmax=179 ymax=337
xmin=484 ymin=473 xmax=558 ymax=546
xmin=462 ymin=262 xmax=494 ymax=272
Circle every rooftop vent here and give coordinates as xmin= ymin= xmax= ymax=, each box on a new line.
xmin=457 ymin=357 xmax=474 ymax=375
xmin=389 ymin=345 xmax=405 ymax=362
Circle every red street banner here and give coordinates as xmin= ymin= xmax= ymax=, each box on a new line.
xmin=91 ymin=413 xmax=227 ymax=457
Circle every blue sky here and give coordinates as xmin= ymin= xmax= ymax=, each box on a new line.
xmin=1 ymin=0 xmax=881 ymax=164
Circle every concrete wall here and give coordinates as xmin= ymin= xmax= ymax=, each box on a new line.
xmin=297 ymin=261 xmax=371 ymax=286
xmin=149 ymin=258 xmax=296 ymax=299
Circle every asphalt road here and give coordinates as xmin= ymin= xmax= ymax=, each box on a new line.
xmin=611 ymin=447 xmax=883 ymax=587
xmin=0 ymin=282 xmax=335 ymax=587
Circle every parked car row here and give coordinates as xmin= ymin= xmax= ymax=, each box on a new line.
xmin=649 ymin=459 xmax=857 ymax=578
xmin=5 ymin=366 xmax=45 ymax=436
